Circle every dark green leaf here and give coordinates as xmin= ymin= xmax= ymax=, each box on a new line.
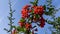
xmin=35 ymin=14 xmax=40 ymax=18
xmin=43 ymin=5 xmax=46 ymax=10
xmin=17 ymin=26 xmax=26 ymax=32
xmin=20 ymin=18 xmax=25 ymax=22
xmin=49 ymin=8 xmax=54 ymax=11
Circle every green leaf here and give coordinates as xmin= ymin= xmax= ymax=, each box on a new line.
xmin=12 ymin=26 xmax=16 ymax=28
xmin=44 ymin=11 xmax=49 ymax=15
xmin=20 ymin=18 xmax=25 ymax=22
xmin=20 ymin=27 xmax=24 ymax=31
xmin=16 ymin=26 xmax=21 ymax=31
xmin=30 ymin=0 xmax=38 ymax=6
xmin=47 ymin=20 xmax=55 ymax=25
xmin=30 ymin=2 xmax=35 ymax=5
xmin=49 ymin=8 xmax=54 ymax=11
xmin=30 ymin=2 xmax=34 ymax=4
xmin=43 ymin=5 xmax=46 ymax=10
xmin=56 ymin=17 xmax=60 ymax=25
xmin=34 ymin=0 xmax=38 ymax=4
xmin=35 ymin=14 xmax=40 ymax=18
xmin=52 ymin=32 xmax=56 ymax=34
xmin=30 ymin=10 xmax=34 ymax=15
xmin=44 ymin=11 xmax=53 ymax=16
xmin=44 ymin=5 xmax=55 ymax=16
xmin=17 ymin=26 xmax=26 ymax=32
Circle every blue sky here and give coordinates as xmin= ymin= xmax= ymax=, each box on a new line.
xmin=0 ymin=0 xmax=60 ymax=34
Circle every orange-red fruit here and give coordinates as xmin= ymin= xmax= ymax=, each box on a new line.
xmin=18 ymin=22 xmax=24 ymax=27
xmin=21 ymin=5 xmax=30 ymax=19
xmin=33 ymin=6 xmax=44 ymax=15
xmin=38 ymin=6 xmax=44 ymax=16
xmin=29 ymin=10 xmax=32 ymax=13
xmin=38 ymin=6 xmax=44 ymax=12
xmin=25 ymin=23 xmax=32 ymax=30
xmin=34 ymin=6 xmax=39 ymax=14
xmin=21 ymin=9 xmax=28 ymax=19
xmin=40 ymin=17 xmax=45 ymax=28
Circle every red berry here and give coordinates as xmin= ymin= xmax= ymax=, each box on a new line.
xmin=21 ymin=9 xmax=28 ymax=19
xmin=38 ymin=6 xmax=44 ymax=11
xmin=34 ymin=6 xmax=39 ymax=14
xmin=40 ymin=17 xmax=45 ymax=28
xmin=18 ymin=22 xmax=24 ymax=27
xmin=29 ymin=10 xmax=32 ymax=13
xmin=25 ymin=23 xmax=32 ymax=30
xmin=38 ymin=6 xmax=44 ymax=16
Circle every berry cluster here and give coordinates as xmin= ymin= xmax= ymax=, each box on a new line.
xmin=21 ymin=5 xmax=30 ymax=19
xmin=18 ymin=22 xmax=32 ymax=30
xmin=19 ymin=5 xmax=45 ymax=34
xmin=32 ymin=6 xmax=44 ymax=16
xmin=12 ymin=5 xmax=45 ymax=34
xmin=40 ymin=17 xmax=45 ymax=28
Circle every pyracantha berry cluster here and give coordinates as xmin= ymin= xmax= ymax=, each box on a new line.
xmin=12 ymin=5 xmax=45 ymax=34
xmin=20 ymin=5 xmax=45 ymax=33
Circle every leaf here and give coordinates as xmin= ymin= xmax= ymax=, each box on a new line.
xmin=20 ymin=18 xmax=25 ymax=22
xmin=30 ymin=2 xmax=34 ymax=4
xmin=49 ymin=8 xmax=54 ymax=11
xmin=47 ymin=20 xmax=55 ymax=25
xmin=30 ymin=2 xmax=35 ymax=6
xmin=30 ymin=0 xmax=38 ymax=6
xmin=34 ymin=0 xmax=38 ymax=4
xmin=16 ymin=26 xmax=21 ymax=31
xmin=44 ymin=5 xmax=55 ymax=16
xmin=9 ymin=13 xmax=12 ymax=17
xmin=52 ymin=32 xmax=56 ymax=34
xmin=17 ymin=26 xmax=26 ymax=32
xmin=44 ymin=11 xmax=49 ymax=15
xmin=44 ymin=11 xmax=53 ymax=16
xmin=35 ymin=14 xmax=40 ymax=18
xmin=12 ymin=18 xmax=15 ymax=20
xmin=56 ymin=17 xmax=60 ymax=25
xmin=43 ymin=5 xmax=46 ymax=10
xmin=12 ymin=26 xmax=16 ymax=28
xmin=4 ymin=28 xmax=9 ymax=32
